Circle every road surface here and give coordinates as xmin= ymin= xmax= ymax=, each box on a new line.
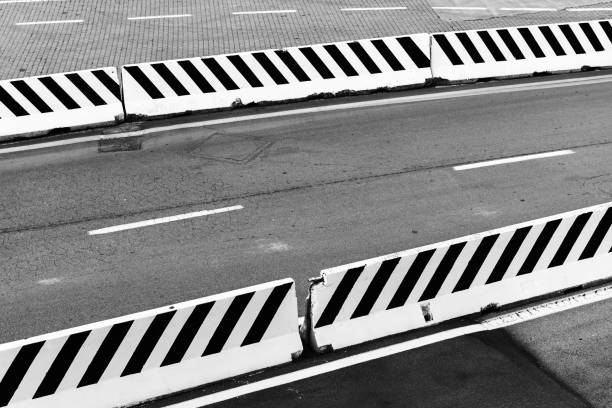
xmin=149 ymin=288 xmax=612 ymax=408
xmin=1 ymin=71 xmax=611 ymax=344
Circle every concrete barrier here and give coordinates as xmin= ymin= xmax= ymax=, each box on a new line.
xmin=121 ymin=34 xmax=431 ymax=118
xmin=307 ymin=203 xmax=612 ymax=351
xmin=431 ymin=20 xmax=612 ymax=82
xmin=0 ymin=279 xmax=301 ymax=408
xmin=0 ymin=68 xmax=123 ymax=141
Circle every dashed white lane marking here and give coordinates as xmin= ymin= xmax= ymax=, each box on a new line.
xmin=163 ymin=284 xmax=612 ymax=407
xmin=3 ymin=74 xmax=612 ymax=155
xmin=500 ymin=7 xmax=557 ymax=11
xmin=453 ymin=150 xmax=574 ymax=171
xmin=341 ymin=6 xmax=407 ymax=11
xmin=16 ymin=19 xmax=83 ymax=25
xmin=567 ymin=7 xmax=612 ymax=11
xmin=432 ymin=6 xmax=487 ymax=10
xmin=0 ymin=0 xmax=61 ymax=3
xmin=473 ymin=207 xmax=498 ymax=217
xmin=38 ymin=278 xmax=61 ymax=285
xmin=87 ymin=205 xmax=243 ymax=235
xmin=127 ymin=14 xmax=192 ymax=20
xmin=232 ymin=10 xmax=297 ymax=15
xmin=257 ymin=241 xmax=291 ymax=253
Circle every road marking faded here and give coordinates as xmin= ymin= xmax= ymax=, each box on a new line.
xmin=453 ymin=150 xmax=574 ymax=171
xmin=1 ymin=0 xmax=61 ymax=3
xmin=16 ymin=19 xmax=83 ymax=25
xmin=432 ymin=6 xmax=488 ymax=10
xmin=567 ymin=7 xmax=612 ymax=11
xmin=232 ymin=10 xmax=297 ymax=15
xmin=163 ymin=284 xmax=612 ymax=407
xmin=87 ymin=205 xmax=243 ymax=235
xmin=500 ymin=7 xmax=557 ymax=11
xmin=3 ymin=74 xmax=612 ymax=155
xmin=341 ymin=7 xmax=407 ymax=11
xmin=37 ymin=278 xmax=62 ymax=285
xmin=127 ymin=14 xmax=192 ymax=20
xmin=257 ymin=241 xmax=291 ymax=253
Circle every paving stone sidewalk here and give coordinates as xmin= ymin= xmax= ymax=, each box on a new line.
xmin=1 ymin=0 xmax=612 ymax=79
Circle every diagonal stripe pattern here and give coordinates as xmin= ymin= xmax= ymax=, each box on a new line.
xmin=432 ymin=20 xmax=612 ymax=81
xmin=0 ymin=67 xmax=124 ymax=139
xmin=313 ymin=203 xmax=612 ymax=329
xmin=0 ymin=280 xmax=296 ymax=406
xmin=0 ymin=68 xmax=121 ymax=119
xmin=121 ymin=34 xmax=431 ymax=117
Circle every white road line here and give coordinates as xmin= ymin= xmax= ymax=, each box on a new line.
xmin=567 ymin=7 xmax=612 ymax=11
xmin=453 ymin=150 xmax=574 ymax=171
xmin=232 ymin=10 xmax=296 ymax=15
xmin=87 ymin=205 xmax=243 ymax=235
xmin=163 ymin=284 xmax=612 ymax=408
xmin=1 ymin=0 xmax=61 ymax=3
xmin=127 ymin=14 xmax=192 ymax=20
xmin=168 ymin=326 xmax=484 ymax=408
xmin=500 ymin=7 xmax=557 ymax=11
xmin=3 ymin=73 xmax=612 ymax=155
xmin=432 ymin=6 xmax=488 ymax=10
xmin=341 ymin=6 xmax=407 ymax=11
xmin=16 ymin=19 xmax=83 ymax=25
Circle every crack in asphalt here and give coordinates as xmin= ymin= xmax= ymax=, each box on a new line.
xmin=1 ymin=139 xmax=611 ymax=235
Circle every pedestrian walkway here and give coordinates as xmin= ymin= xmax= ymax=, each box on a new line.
xmin=1 ymin=0 xmax=612 ymax=79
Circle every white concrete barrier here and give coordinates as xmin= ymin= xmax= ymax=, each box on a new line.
xmin=431 ymin=20 xmax=612 ymax=82
xmin=308 ymin=203 xmax=612 ymax=351
xmin=0 ymin=68 xmax=124 ymax=141
xmin=0 ymin=279 xmax=302 ymax=408
xmin=121 ymin=34 xmax=432 ymax=118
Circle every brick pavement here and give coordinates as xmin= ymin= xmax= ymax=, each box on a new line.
xmin=1 ymin=0 xmax=612 ymax=79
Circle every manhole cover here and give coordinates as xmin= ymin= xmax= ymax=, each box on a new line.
xmin=190 ymin=133 xmax=272 ymax=163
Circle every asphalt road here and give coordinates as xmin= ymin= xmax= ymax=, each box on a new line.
xmin=1 ymin=72 xmax=612 ymax=345
xmin=177 ymin=294 xmax=610 ymax=408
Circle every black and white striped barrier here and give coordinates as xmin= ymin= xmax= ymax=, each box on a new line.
xmin=0 ymin=68 xmax=123 ymax=141
xmin=308 ymin=203 xmax=612 ymax=350
xmin=431 ymin=20 xmax=612 ymax=82
xmin=121 ymin=34 xmax=431 ymax=118
xmin=0 ymin=279 xmax=301 ymax=408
